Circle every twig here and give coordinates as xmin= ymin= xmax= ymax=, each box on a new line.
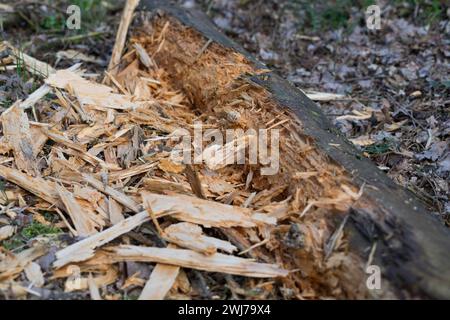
xmin=238 ymin=238 xmax=269 ymax=256
xmin=193 ymin=38 xmax=212 ymax=63
xmin=107 ymin=0 xmax=140 ymax=75
xmin=49 ymin=31 xmax=106 ymax=44
xmin=145 ymin=200 xmax=164 ymax=237
xmin=105 ymin=70 xmax=129 ymax=95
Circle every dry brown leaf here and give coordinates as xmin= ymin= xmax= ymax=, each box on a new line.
xmin=349 ymin=136 xmax=375 ymax=146
xmin=336 ymin=109 xmax=373 ymax=121
xmin=385 ymin=119 xmax=408 ymax=132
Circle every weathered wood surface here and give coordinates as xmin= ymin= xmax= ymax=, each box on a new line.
xmin=138 ymin=0 xmax=450 ymax=299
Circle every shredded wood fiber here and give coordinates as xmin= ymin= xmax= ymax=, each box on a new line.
xmin=0 ymin=15 xmax=373 ymax=299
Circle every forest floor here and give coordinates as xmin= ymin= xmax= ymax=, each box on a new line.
xmin=0 ymin=0 xmax=448 ymax=300
xmin=2 ymin=0 xmax=448 ymax=224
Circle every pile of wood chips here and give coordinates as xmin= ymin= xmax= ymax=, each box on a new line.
xmin=0 ymin=13 xmax=368 ymax=300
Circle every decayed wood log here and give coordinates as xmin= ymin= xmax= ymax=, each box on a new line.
xmin=137 ymin=0 xmax=450 ymax=299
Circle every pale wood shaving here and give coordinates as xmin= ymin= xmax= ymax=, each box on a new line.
xmin=24 ymin=262 xmax=45 ymax=288
xmin=56 ymin=184 xmax=99 ymax=237
xmin=141 ymin=192 xmax=274 ymax=228
xmin=1 ymin=103 xmax=38 ymax=175
xmin=107 ymin=0 xmax=140 ymax=73
xmin=106 ymin=245 xmax=288 ymax=278
xmin=0 ymin=225 xmax=16 ymax=241
xmin=0 ymin=244 xmax=47 ymax=281
xmin=163 ymin=222 xmax=237 ymax=255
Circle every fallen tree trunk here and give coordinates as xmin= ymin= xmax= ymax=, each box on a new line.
xmin=136 ymin=0 xmax=450 ymax=299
